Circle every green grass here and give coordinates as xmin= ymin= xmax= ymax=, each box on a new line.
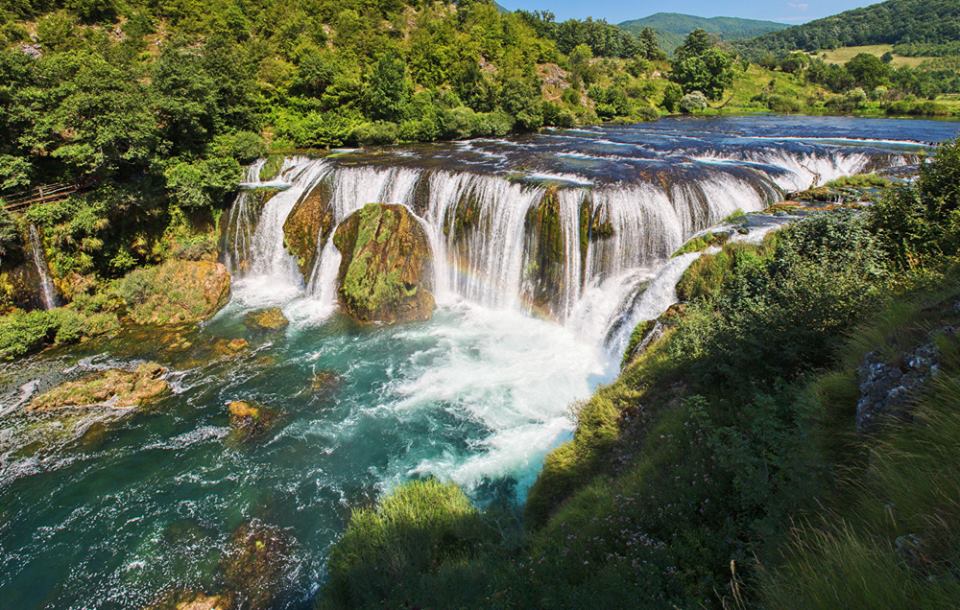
xmin=758 ymin=273 xmax=960 ymax=608
xmin=816 ymin=45 xmax=934 ymax=68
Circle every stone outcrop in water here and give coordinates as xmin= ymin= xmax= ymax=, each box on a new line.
xmin=221 ymin=521 xmax=294 ymax=609
xmin=283 ymin=179 xmax=334 ymax=278
xmin=243 ymin=308 xmax=289 ymax=331
xmin=333 ymin=203 xmax=434 ymax=324
xmin=27 ymin=362 xmax=170 ymax=411
xmin=118 ymin=260 xmax=231 ymax=326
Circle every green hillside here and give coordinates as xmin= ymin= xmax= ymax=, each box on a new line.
xmin=620 ymin=12 xmax=788 ymax=52
xmin=739 ymin=0 xmax=960 ymax=57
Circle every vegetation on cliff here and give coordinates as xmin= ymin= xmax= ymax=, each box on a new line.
xmin=320 ymin=141 xmax=960 ymax=608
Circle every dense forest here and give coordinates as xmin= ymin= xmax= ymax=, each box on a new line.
xmin=738 ymin=0 xmax=960 ymax=56
xmin=619 ymin=12 xmax=788 ymax=54
xmin=0 ymin=0 xmax=679 ymax=301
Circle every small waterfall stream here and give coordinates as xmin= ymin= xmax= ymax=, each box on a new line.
xmin=27 ymin=224 xmax=59 ymax=310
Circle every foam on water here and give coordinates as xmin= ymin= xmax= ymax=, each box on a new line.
xmin=385 ymin=304 xmax=610 ymax=494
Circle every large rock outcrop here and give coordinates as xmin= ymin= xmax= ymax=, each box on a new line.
xmin=27 ymin=362 xmax=170 ymax=411
xmin=333 ymin=204 xmax=434 ymax=324
xmin=855 ymin=329 xmax=952 ymax=433
xmin=117 ymin=260 xmax=231 ymax=326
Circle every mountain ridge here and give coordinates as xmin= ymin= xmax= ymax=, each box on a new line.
xmin=619 ymin=12 xmax=789 ymax=52
xmin=736 ymin=0 xmax=960 ymax=57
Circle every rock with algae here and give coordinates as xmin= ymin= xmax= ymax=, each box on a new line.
xmin=27 ymin=362 xmax=170 ymax=411
xmin=333 ymin=203 xmax=434 ymax=324
xmin=243 ymin=308 xmax=289 ymax=332
xmin=226 ymin=400 xmax=276 ymax=442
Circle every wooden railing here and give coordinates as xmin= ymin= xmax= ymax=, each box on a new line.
xmin=1 ymin=182 xmax=87 ymax=212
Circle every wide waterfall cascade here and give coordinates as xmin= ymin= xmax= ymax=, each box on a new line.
xmin=9 ymin=118 xmax=960 ymax=610
xmin=222 ymin=120 xmax=931 ymax=356
xmin=27 ymin=224 xmax=59 ymax=310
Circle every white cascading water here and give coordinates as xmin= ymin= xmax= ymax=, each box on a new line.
xmin=27 ymin=224 xmax=59 ymax=310
xmin=556 ymin=189 xmax=585 ymax=319
xmin=230 ymin=157 xmax=331 ymax=308
xmin=696 ymin=149 xmax=871 ymax=191
xmin=224 ymin=144 xmax=897 ymax=354
xmin=428 ymin=172 xmax=544 ymax=309
xmin=602 ymin=252 xmax=703 ymax=357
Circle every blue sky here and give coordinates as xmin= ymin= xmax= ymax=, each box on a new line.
xmin=498 ymin=1 xmax=880 ymax=24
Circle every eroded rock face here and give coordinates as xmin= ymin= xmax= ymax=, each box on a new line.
xmin=333 ymin=203 xmax=434 ymax=324
xmin=855 ymin=329 xmax=954 ymax=432
xmin=283 ymin=178 xmax=334 ymax=278
xmin=27 ymin=362 xmax=170 ymax=411
xmin=121 ymin=260 xmax=231 ymax=326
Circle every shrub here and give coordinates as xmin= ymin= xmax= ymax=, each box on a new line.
xmin=0 ymin=310 xmax=58 ymax=360
xmin=679 ymin=91 xmax=708 ymax=114
xmin=210 ymin=131 xmax=268 ymax=163
xmin=164 ymin=156 xmax=243 ymax=209
xmin=321 ymin=479 xmax=493 ymax=610
xmin=661 ymin=82 xmax=684 ymax=112
xmin=352 ymin=121 xmax=399 ymax=146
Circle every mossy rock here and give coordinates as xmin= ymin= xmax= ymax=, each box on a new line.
xmin=333 ymin=204 xmax=434 ymax=325
xmin=311 ymin=370 xmax=342 ymax=395
xmin=27 ymin=362 xmax=170 ymax=411
xmin=243 ymin=308 xmax=289 ymax=332
xmin=283 ymin=178 xmax=334 ymax=278
xmin=145 ymin=591 xmax=234 ymax=610
xmin=213 ymin=338 xmax=249 ymax=356
xmin=116 ymin=260 xmax=231 ymax=326
xmin=221 ymin=521 xmax=293 ymax=609
xmin=227 ymin=400 xmax=276 ymax=442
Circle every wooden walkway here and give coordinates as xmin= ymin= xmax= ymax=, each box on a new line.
xmin=1 ymin=182 xmax=86 ymax=213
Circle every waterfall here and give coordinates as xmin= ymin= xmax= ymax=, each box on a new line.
xmin=429 ymin=173 xmax=543 ymax=309
xmin=224 ymin=136 xmax=916 ymax=356
xmin=556 ymin=189 xmax=584 ymax=319
xmin=228 ymin=158 xmax=330 ymax=307
xmin=27 ymin=224 xmax=59 ymax=310
xmin=601 ymin=252 xmax=702 ymax=357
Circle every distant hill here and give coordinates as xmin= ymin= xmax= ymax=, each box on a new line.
xmin=619 ymin=13 xmax=789 ymax=53
xmin=738 ymin=0 xmax=960 ymax=57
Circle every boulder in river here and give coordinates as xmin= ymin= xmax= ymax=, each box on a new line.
xmin=243 ymin=308 xmax=289 ymax=332
xmin=283 ymin=178 xmax=335 ymax=278
xmin=227 ymin=400 xmax=276 ymax=442
xmin=27 ymin=362 xmax=170 ymax=411
xmin=145 ymin=591 xmax=234 ymax=610
xmin=213 ymin=338 xmax=250 ymax=356
xmin=221 ymin=521 xmax=294 ymax=610
xmin=333 ymin=203 xmax=434 ymax=324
